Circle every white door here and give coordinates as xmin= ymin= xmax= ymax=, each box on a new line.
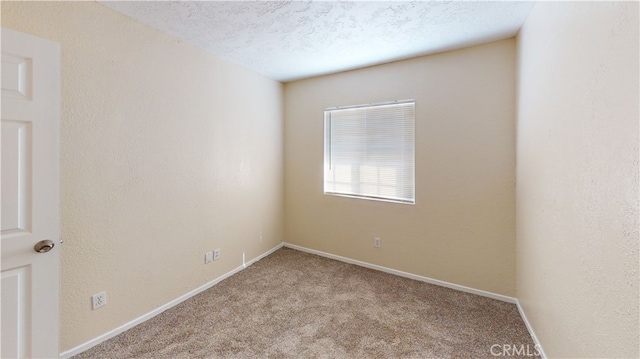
xmin=1 ymin=27 xmax=61 ymax=359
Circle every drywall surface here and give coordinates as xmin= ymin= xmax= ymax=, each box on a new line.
xmin=516 ymin=2 xmax=639 ymax=357
xmin=2 ymin=2 xmax=283 ymax=352
xmin=284 ymin=40 xmax=517 ymax=296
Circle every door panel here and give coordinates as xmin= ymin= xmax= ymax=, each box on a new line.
xmin=1 ymin=27 xmax=60 ymax=359
xmin=1 ymin=266 xmax=31 ymax=358
xmin=1 ymin=120 xmax=32 ymax=235
xmin=1 ymin=53 xmax=32 ymax=100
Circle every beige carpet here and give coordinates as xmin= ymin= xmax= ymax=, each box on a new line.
xmin=74 ymin=248 xmax=535 ymax=358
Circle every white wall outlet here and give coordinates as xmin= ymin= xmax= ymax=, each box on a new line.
xmin=374 ymin=237 xmax=381 ymax=248
xmin=213 ymin=248 xmax=220 ymax=261
xmin=260 ymin=231 xmax=263 ymax=242
xmin=92 ymin=291 xmax=106 ymax=310
xmin=205 ymin=251 xmax=213 ymax=264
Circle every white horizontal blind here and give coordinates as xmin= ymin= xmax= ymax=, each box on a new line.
xmin=324 ymin=100 xmax=415 ymax=204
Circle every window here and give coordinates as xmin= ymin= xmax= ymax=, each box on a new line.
xmin=324 ymin=100 xmax=415 ymax=204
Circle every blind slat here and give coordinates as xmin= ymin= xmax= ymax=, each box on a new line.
xmin=324 ymin=101 xmax=415 ymax=204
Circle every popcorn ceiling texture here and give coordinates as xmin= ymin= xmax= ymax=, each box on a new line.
xmin=100 ymin=1 xmax=534 ymax=81
xmin=4 ymin=1 xmax=636 ymax=357
xmin=516 ymin=2 xmax=639 ymax=357
xmin=73 ymin=248 xmax=535 ymax=359
xmin=1 ymin=1 xmax=284 ymax=352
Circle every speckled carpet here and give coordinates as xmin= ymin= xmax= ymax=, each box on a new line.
xmin=73 ymin=247 xmax=534 ymax=358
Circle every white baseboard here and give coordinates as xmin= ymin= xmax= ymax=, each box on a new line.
xmin=283 ymin=242 xmax=517 ymax=304
xmin=516 ymin=300 xmax=547 ymax=359
xmin=60 ymin=242 xmax=284 ymax=358
xmin=283 ymin=243 xmax=550 ymax=355
xmin=62 ymin=242 xmax=543 ymax=358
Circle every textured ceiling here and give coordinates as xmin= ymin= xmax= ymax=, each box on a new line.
xmin=100 ymin=1 xmax=534 ymax=82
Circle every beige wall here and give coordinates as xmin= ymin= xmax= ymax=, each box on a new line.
xmin=5 ymin=1 xmax=636 ymax=356
xmin=284 ymin=40 xmax=517 ymax=296
xmin=516 ymin=2 xmax=639 ymax=357
xmin=1 ymin=2 xmax=284 ymax=352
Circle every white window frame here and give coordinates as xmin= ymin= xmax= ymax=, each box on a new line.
xmin=323 ymin=100 xmax=415 ymax=204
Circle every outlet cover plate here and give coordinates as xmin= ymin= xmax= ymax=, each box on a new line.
xmin=92 ymin=291 xmax=106 ymax=310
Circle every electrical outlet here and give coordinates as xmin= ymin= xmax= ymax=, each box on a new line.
xmin=205 ymin=251 xmax=213 ymax=264
xmin=92 ymin=291 xmax=106 ymax=310
xmin=374 ymin=237 xmax=381 ymax=248
xmin=213 ymin=248 xmax=220 ymax=261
